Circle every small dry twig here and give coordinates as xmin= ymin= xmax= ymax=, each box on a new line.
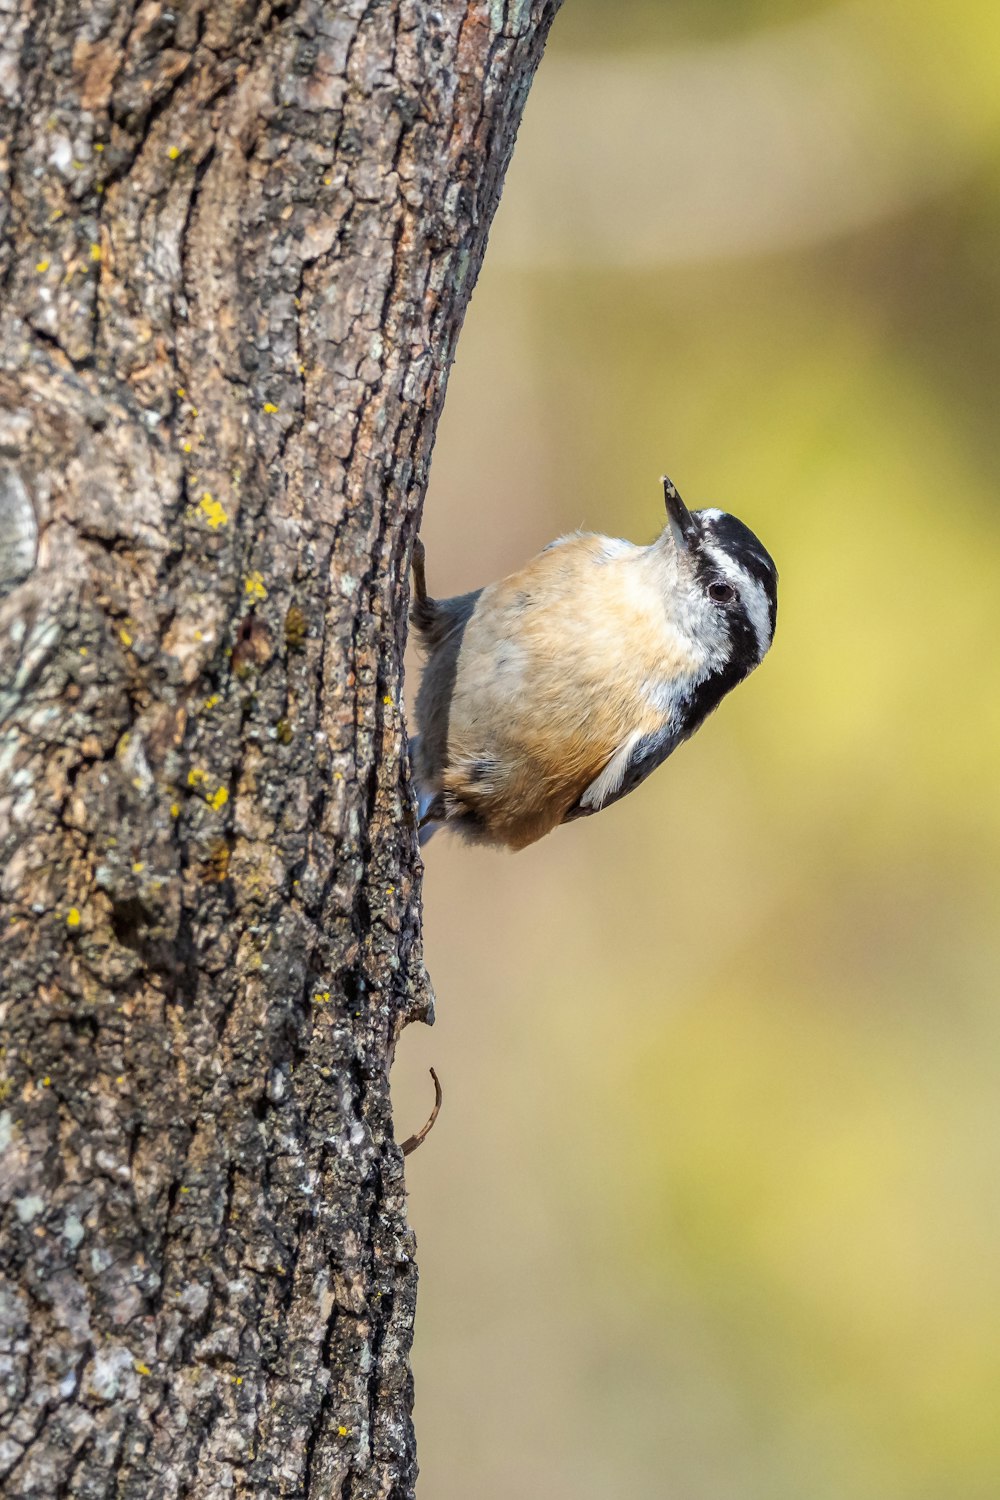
xmin=401 ymin=1068 xmax=442 ymax=1157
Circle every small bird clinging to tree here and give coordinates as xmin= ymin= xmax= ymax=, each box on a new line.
xmin=410 ymin=476 xmax=777 ymax=851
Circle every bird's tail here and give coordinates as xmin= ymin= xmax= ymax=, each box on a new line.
xmin=410 ymin=537 xmax=440 ymax=639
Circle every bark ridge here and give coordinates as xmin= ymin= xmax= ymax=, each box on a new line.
xmin=0 ymin=2 xmax=560 ymax=1495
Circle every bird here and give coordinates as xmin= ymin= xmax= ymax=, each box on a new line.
xmin=409 ymin=476 xmax=777 ymax=851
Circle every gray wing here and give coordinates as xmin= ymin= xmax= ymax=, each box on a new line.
xmin=563 ymin=723 xmax=683 ymax=823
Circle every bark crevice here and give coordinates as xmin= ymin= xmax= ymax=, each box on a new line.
xmin=1 ymin=2 xmax=561 ymax=1495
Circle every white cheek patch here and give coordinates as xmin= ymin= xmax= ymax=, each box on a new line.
xmin=701 ymin=543 xmax=773 ymax=660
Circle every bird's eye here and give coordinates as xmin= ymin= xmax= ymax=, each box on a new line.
xmin=708 ymin=581 xmax=736 ymax=603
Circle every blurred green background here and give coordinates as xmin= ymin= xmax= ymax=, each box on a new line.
xmin=393 ymin=2 xmax=1000 ymax=1495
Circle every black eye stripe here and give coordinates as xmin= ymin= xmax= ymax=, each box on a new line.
xmin=692 ymin=510 xmax=778 ymax=640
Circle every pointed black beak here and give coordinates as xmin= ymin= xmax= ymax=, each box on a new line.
xmin=661 ymin=475 xmax=699 ymax=550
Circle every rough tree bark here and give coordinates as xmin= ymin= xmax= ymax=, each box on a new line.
xmin=0 ymin=3 xmax=560 ymax=1495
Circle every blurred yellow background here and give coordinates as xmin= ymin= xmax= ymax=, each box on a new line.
xmin=393 ymin=2 xmax=1000 ymax=1495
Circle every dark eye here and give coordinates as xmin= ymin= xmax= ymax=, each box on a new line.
xmin=708 ymin=581 xmax=735 ymax=604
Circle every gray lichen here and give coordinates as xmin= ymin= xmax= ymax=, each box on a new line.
xmin=0 ymin=467 xmax=36 ymax=600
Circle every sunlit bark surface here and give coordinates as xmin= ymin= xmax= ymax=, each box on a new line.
xmin=0 ymin=2 xmax=559 ymax=1494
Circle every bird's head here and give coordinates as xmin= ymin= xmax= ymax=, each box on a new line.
xmin=656 ymin=475 xmax=778 ymax=722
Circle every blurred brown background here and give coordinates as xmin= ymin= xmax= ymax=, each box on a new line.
xmin=393 ymin=2 xmax=1000 ymax=1495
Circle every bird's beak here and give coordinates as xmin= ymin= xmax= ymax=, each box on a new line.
xmin=662 ymin=476 xmax=699 ymax=551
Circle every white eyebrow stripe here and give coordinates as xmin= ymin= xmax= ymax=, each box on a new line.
xmin=701 ymin=542 xmax=773 ymax=659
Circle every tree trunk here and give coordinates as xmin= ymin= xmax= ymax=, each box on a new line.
xmin=0 ymin=3 xmax=559 ymax=1495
